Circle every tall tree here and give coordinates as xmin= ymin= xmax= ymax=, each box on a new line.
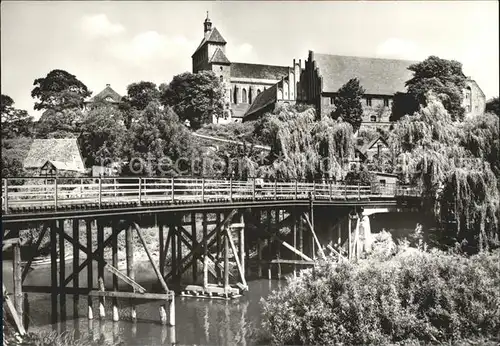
xmin=35 ymin=108 xmax=83 ymax=138
xmin=405 ymin=56 xmax=467 ymax=120
xmin=389 ymin=92 xmax=420 ymax=121
xmin=125 ymin=81 xmax=160 ymax=111
xmin=126 ymin=101 xmax=199 ymax=175
xmin=485 ymin=97 xmax=500 ymax=117
xmin=332 ymin=78 xmax=365 ymax=132
xmin=1 ymin=94 xmax=33 ymax=138
xmin=160 ymin=71 xmax=224 ymax=130
xmin=31 ymin=69 xmax=92 ymax=111
xmin=78 ymin=104 xmax=127 ymax=167
xmin=389 ymin=92 xmax=499 ymax=251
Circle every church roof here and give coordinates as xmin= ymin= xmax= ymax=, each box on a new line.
xmin=313 ymin=53 xmax=417 ymax=95
xmin=209 ymin=48 xmax=231 ymax=64
xmin=192 ymin=27 xmax=227 ymax=57
xmin=24 ymin=138 xmax=86 ymax=172
xmin=244 ymin=84 xmax=278 ymax=118
xmin=88 ymin=84 xmax=122 ymax=103
xmin=231 ymin=63 xmax=289 ymax=80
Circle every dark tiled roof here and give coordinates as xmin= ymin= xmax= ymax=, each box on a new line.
xmin=209 ymin=48 xmax=230 ymax=64
xmin=231 ymin=63 xmax=289 ymax=80
xmin=313 ymin=53 xmax=417 ymax=95
xmin=24 ymin=138 xmax=86 ymax=172
xmin=192 ymin=27 xmax=227 ymax=57
xmin=244 ymin=84 xmax=278 ymax=118
xmin=88 ymin=85 xmax=122 ymax=103
xmin=207 ymin=27 xmax=226 ymax=44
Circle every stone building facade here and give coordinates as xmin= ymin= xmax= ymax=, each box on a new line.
xmin=193 ymin=14 xmax=486 ymax=127
xmin=192 ymin=13 xmax=300 ymax=123
xmin=297 ymin=51 xmax=415 ymax=129
xmin=463 ymin=78 xmax=486 ymax=117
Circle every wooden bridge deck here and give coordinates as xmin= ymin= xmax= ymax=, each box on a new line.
xmin=2 ymin=177 xmax=421 ymax=221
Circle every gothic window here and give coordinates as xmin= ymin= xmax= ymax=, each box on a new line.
xmin=233 ymin=87 xmax=239 ymax=105
xmin=220 ymin=66 xmax=223 ymax=71
xmin=384 ymin=98 xmax=389 ymax=107
xmin=370 ymin=115 xmax=377 ymax=122
xmin=330 ymin=97 xmax=335 ymax=105
xmin=257 ymin=89 xmax=261 ymax=94
xmin=249 ymin=88 xmax=253 ymax=104
xmin=465 ymin=86 xmax=472 ymax=113
xmin=366 ymin=97 xmax=372 ymax=106
xmin=220 ymin=75 xmax=223 ymax=83
xmin=242 ymin=88 xmax=247 ymax=103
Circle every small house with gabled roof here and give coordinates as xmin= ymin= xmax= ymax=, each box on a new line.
xmin=84 ymin=84 xmax=123 ymax=110
xmin=24 ymin=138 xmax=86 ymax=176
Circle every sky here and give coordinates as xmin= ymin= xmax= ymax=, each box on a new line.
xmin=1 ymin=1 xmax=498 ymax=120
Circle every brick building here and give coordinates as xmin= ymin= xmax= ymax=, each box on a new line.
xmin=194 ymin=14 xmax=486 ymax=127
xmin=192 ymin=13 xmax=300 ymax=123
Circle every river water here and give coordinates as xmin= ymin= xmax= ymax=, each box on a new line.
xmin=4 ymin=259 xmax=281 ymax=345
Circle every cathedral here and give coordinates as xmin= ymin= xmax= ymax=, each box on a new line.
xmin=192 ymin=13 xmax=486 ymax=128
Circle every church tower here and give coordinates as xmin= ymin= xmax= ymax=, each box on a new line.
xmin=191 ymin=13 xmax=232 ymax=123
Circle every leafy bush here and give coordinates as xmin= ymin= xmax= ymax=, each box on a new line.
xmin=261 ymin=235 xmax=500 ymax=345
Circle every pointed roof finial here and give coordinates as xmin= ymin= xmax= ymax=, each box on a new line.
xmin=205 ymin=11 xmax=210 ymax=21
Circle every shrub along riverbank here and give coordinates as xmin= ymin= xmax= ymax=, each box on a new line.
xmin=261 ymin=232 xmax=500 ymax=345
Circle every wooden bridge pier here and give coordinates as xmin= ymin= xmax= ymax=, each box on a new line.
xmin=15 ymin=216 xmax=176 ymax=328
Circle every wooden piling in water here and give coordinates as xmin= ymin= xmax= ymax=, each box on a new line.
xmin=171 ymin=225 xmax=177 ymax=287
xmin=203 ymin=213 xmax=208 ymax=289
xmin=159 ymin=215 xmax=164 ymax=277
xmin=73 ymin=219 xmax=80 ymax=320
xmin=13 ymin=237 xmax=23 ymax=326
xmin=176 ymin=222 xmax=182 ymax=285
xmin=216 ymin=213 xmax=221 ymax=285
xmin=159 ymin=305 xmax=167 ymax=325
xmin=112 ymin=220 xmax=119 ymax=322
xmin=51 ymin=222 xmax=58 ymax=326
xmin=239 ymin=213 xmax=245 ymax=281
xmin=223 ymin=229 xmax=229 ymax=298
xmin=125 ymin=225 xmax=136 ymax=322
xmin=97 ymin=221 xmax=105 ymax=319
xmin=192 ymin=212 xmax=198 ymax=284
xmin=169 ymin=293 xmax=176 ymax=326
xmin=86 ymin=220 xmax=93 ymax=320
xmin=59 ymin=220 xmax=66 ymax=322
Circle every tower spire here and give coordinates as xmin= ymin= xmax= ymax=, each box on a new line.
xmin=204 ymin=11 xmax=212 ymax=36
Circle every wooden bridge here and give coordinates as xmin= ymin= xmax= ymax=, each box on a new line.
xmin=2 ymin=176 xmax=421 ymax=337
xmin=2 ymin=177 xmax=420 ymax=221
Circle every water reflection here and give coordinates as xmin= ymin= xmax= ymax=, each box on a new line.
xmin=21 ymin=279 xmax=280 ymax=345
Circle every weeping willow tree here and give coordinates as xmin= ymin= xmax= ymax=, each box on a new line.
xmin=389 ymin=92 xmax=499 ymax=251
xmin=256 ymin=103 xmax=354 ymax=180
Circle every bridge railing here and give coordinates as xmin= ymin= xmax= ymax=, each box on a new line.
xmin=1 ymin=177 xmax=421 ymax=213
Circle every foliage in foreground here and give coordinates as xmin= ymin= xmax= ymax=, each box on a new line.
xmin=261 ymin=233 xmax=500 ymax=345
